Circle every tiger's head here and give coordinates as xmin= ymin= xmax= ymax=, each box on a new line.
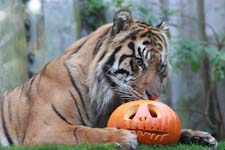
xmin=89 ymin=10 xmax=169 ymax=116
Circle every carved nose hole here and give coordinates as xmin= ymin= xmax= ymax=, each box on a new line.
xmin=138 ymin=116 xmax=147 ymax=121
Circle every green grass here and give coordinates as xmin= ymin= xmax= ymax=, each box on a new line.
xmin=0 ymin=141 xmax=224 ymax=150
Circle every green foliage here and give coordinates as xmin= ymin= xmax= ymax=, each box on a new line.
xmin=171 ymin=39 xmax=225 ymax=81
xmin=170 ymin=40 xmax=203 ymax=72
xmin=205 ymin=47 xmax=225 ymax=80
xmin=81 ymin=0 xmax=107 ymax=33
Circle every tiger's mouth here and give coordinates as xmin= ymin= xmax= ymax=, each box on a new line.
xmin=121 ymin=92 xmax=158 ymax=103
xmin=144 ymin=91 xmax=159 ymax=100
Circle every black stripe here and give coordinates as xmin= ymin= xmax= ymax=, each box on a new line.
xmin=136 ymin=21 xmax=151 ymax=27
xmin=103 ymin=46 xmax=122 ymax=87
xmin=27 ymin=76 xmax=36 ymax=99
xmin=126 ymin=42 xmax=136 ymax=57
xmin=51 ymin=104 xmax=73 ymax=125
xmin=93 ymin=39 xmax=104 ymax=55
xmin=19 ymin=84 xmax=25 ymax=99
xmin=145 ymin=50 xmax=151 ymax=59
xmin=73 ymin=127 xmax=79 ymax=144
xmin=155 ymin=42 xmax=163 ymax=49
xmin=69 ymin=91 xmax=86 ymax=125
xmin=124 ymin=29 xmax=141 ymax=43
xmin=1 ymin=96 xmax=14 ymax=145
xmin=152 ymin=35 xmax=162 ymax=43
xmin=118 ymin=54 xmax=133 ymax=65
xmin=150 ymin=32 xmax=167 ymax=48
xmin=98 ymin=51 xmax=107 ymax=62
xmin=138 ymin=24 xmax=149 ymax=28
xmin=93 ymin=28 xmax=110 ymax=55
xmin=41 ymin=61 xmax=50 ymax=75
xmin=149 ymin=27 xmax=163 ymax=32
xmin=64 ymin=63 xmax=90 ymax=120
xmin=114 ymin=69 xmax=130 ymax=77
xmin=105 ymin=46 xmax=122 ymax=67
xmin=140 ymin=32 xmax=148 ymax=38
xmin=37 ymin=61 xmax=51 ymax=91
xmin=130 ymin=59 xmax=136 ymax=72
xmin=137 ymin=47 xmax=142 ymax=57
xmin=142 ymin=48 xmax=147 ymax=58
xmin=37 ymin=62 xmax=50 ymax=94
xmin=158 ymin=34 xmax=167 ymax=48
xmin=128 ymin=42 xmax=135 ymax=53
xmin=131 ymin=35 xmax=136 ymax=40
xmin=22 ymin=75 xmax=36 ymax=144
xmin=70 ymin=39 xmax=88 ymax=55
xmin=7 ymin=98 xmax=12 ymax=122
xmin=143 ymin=41 xmax=151 ymax=45
xmin=16 ymin=109 xmax=21 ymax=144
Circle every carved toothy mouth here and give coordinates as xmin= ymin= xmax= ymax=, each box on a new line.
xmin=128 ymin=128 xmax=168 ymax=135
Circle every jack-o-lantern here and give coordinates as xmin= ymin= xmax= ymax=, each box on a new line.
xmin=107 ymin=100 xmax=182 ymax=145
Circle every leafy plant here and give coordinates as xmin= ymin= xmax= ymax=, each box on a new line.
xmin=170 ymin=39 xmax=225 ymax=81
xmin=205 ymin=47 xmax=225 ymax=80
xmin=80 ymin=0 xmax=107 ymax=33
xmin=170 ymin=40 xmax=203 ymax=72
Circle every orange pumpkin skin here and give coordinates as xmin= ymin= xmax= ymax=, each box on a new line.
xmin=107 ymin=100 xmax=182 ymax=145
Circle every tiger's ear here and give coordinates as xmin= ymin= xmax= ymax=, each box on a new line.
xmin=156 ymin=21 xmax=167 ymax=31
xmin=111 ymin=10 xmax=133 ymax=35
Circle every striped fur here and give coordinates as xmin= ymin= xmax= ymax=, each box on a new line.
xmin=0 ymin=10 xmax=169 ymax=147
xmin=0 ymin=10 xmax=217 ymax=148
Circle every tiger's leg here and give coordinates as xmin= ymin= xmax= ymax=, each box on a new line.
xmin=23 ymin=124 xmax=138 ymax=149
xmin=179 ymin=129 xmax=218 ymax=148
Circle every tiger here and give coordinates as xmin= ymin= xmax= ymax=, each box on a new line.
xmin=0 ymin=10 xmax=217 ymax=149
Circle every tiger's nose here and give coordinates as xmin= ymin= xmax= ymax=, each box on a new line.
xmin=145 ymin=91 xmax=159 ymax=100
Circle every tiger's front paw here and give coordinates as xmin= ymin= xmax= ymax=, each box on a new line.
xmin=106 ymin=128 xmax=138 ymax=150
xmin=179 ymin=129 xmax=218 ymax=148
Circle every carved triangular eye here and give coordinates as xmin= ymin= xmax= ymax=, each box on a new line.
xmin=129 ymin=113 xmax=136 ymax=119
xmin=149 ymin=108 xmax=157 ymax=118
xmin=148 ymin=104 xmax=161 ymax=118
xmin=123 ymin=105 xmax=139 ymax=120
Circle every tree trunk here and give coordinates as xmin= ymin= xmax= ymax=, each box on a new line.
xmin=197 ymin=0 xmax=225 ymax=139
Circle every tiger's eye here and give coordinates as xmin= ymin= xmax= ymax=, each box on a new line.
xmin=137 ymin=59 xmax=143 ymax=66
xmin=158 ymin=64 xmax=166 ymax=75
xmin=136 ymin=58 xmax=146 ymax=71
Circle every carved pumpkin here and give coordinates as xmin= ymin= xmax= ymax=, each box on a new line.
xmin=107 ymin=100 xmax=182 ymax=145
